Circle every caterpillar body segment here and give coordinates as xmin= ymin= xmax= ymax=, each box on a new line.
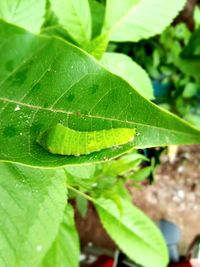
xmin=37 ymin=123 xmax=136 ymax=156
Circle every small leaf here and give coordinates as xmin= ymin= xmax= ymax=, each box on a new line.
xmin=183 ymin=83 xmax=198 ymax=98
xmin=184 ymin=112 xmax=200 ymax=128
xmin=102 ymin=152 xmax=148 ymax=176
xmin=194 ymin=6 xmax=200 ymax=29
xmin=181 ymin=27 xmax=200 ymax=59
xmin=176 ymin=56 xmax=200 ymax=84
xmin=0 ymin=0 xmax=46 ymax=33
xmin=49 ymin=0 xmax=92 ymax=45
xmin=103 ymin=0 xmax=186 ymax=42
xmin=129 ymin=165 xmax=152 ymax=181
xmin=84 ymin=33 xmax=109 ymax=60
xmin=66 ymin=165 xmax=96 ymax=179
xmin=96 ymin=197 xmax=169 ymax=267
xmin=76 ymin=195 xmax=88 ymax=218
xmin=101 ymin=52 xmax=154 ymax=99
xmin=89 ymin=0 xmax=105 ymax=38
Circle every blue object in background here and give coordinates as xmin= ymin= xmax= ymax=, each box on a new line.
xmin=152 ymin=80 xmax=172 ymax=103
xmin=158 ymin=220 xmax=182 ymax=263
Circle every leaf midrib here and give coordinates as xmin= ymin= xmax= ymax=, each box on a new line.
xmin=0 ymin=96 xmax=199 ymax=138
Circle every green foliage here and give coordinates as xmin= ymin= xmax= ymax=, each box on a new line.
xmin=129 ymin=165 xmax=153 ymax=182
xmin=89 ymin=0 xmax=105 ymax=38
xmin=40 ymin=205 xmax=80 ymax=267
xmin=65 ymin=151 xmax=150 ymax=195
xmin=0 ymin=163 xmax=67 ymax=267
xmin=1 ymin=21 xmax=200 ymax=168
xmin=181 ymin=27 xmax=200 ymax=58
xmin=194 ymin=5 xmax=200 ymax=30
xmin=76 ymin=195 xmax=88 ymax=218
xmin=83 ymin=33 xmax=109 ymax=59
xmin=49 ymin=0 xmax=92 ymax=45
xmin=102 ymin=0 xmax=186 ymax=42
xmin=0 ymin=1 xmax=200 ymax=267
xmin=66 ymin=156 xmax=167 ymax=267
xmin=124 ymin=21 xmax=200 ymax=127
xmin=0 ymin=0 xmax=46 ymax=33
xmin=101 ymin=52 xmax=154 ymax=99
xmin=96 ymin=197 xmax=168 ymax=267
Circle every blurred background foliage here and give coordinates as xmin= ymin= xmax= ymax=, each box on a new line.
xmin=42 ymin=0 xmax=200 ymax=129
xmin=108 ymin=5 xmax=200 ymax=128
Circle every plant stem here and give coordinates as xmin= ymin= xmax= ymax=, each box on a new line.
xmin=66 ymin=184 xmax=95 ymax=203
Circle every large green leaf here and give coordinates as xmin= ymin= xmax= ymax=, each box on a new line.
xmin=96 ymin=197 xmax=168 ymax=267
xmin=40 ymin=204 xmax=80 ymax=267
xmin=101 ymin=52 xmax=154 ymax=99
xmin=49 ymin=0 xmax=92 ymax=45
xmin=102 ymin=0 xmax=186 ymax=42
xmin=0 ymin=0 xmax=46 ymax=33
xmin=0 ymin=21 xmax=200 ymax=168
xmin=0 ymin=163 xmax=67 ymax=267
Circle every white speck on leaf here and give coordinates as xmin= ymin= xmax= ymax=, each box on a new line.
xmin=14 ymin=105 xmax=20 ymax=111
xmin=36 ymin=245 xmax=43 ymax=252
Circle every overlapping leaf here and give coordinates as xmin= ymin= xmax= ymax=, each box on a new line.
xmin=0 ymin=163 xmax=67 ymax=267
xmin=49 ymin=0 xmax=92 ymax=45
xmin=103 ymin=0 xmax=186 ymax=42
xmin=101 ymin=52 xmax=154 ymax=99
xmin=0 ymin=0 xmax=46 ymax=33
xmin=41 ymin=205 xmax=80 ymax=267
xmin=96 ymin=197 xmax=168 ymax=267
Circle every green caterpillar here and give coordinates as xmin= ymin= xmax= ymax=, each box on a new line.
xmin=37 ymin=123 xmax=136 ymax=156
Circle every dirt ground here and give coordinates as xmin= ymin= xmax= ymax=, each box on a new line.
xmin=130 ymin=145 xmax=200 ymax=254
xmin=76 ymin=145 xmax=200 ymax=255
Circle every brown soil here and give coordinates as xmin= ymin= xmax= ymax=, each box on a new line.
xmin=130 ymin=145 xmax=200 ymax=254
